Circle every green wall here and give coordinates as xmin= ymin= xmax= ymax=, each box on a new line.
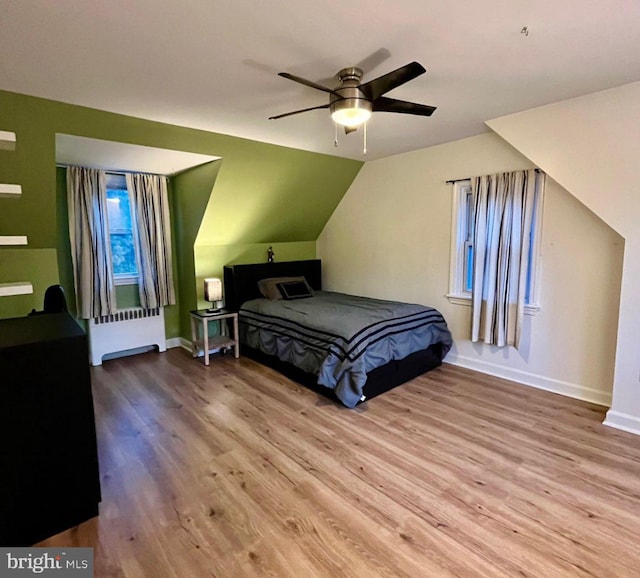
xmin=0 ymin=90 xmax=363 ymax=338
xmin=172 ymin=161 xmax=223 ymax=338
xmin=0 ymin=249 xmax=59 ymax=313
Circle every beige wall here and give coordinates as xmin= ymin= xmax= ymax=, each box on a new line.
xmin=487 ymin=82 xmax=640 ymax=433
xmin=317 ymin=132 xmax=623 ymax=406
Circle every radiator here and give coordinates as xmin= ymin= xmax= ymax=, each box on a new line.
xmin=88 ymin=307 xmax=166 ymax=366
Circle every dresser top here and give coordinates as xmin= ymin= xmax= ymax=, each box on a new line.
xmin=0 ymin=312 xmax=85 ymax=349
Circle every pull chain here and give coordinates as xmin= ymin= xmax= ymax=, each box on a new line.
xmin=363 ymin=122 xmax=367 ymax=155
xmin=334 ymin=122 xmax=338 ymax=147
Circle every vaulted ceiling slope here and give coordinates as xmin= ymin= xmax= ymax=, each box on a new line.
xmin=0 ymin=90 xmax=361 ymax=249
xmin=1 ymin=1 xmax=639 ymax=161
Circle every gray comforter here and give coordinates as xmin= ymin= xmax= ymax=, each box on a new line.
xmin=239 ymin=291 xmax=452 ymax=408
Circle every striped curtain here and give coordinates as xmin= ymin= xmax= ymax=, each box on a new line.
xmin=126 ymin=173 xmax=176 ymax=309
xmin=67 ymin=166 xmax=117 ymax=319
xmin=471 ymin=169 xmax=544 ymax=348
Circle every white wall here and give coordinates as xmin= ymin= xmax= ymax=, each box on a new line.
xmin=486 ymin=82 xmax=640 ymax=434
xmin=317 ymin=131 xmax=623 ymax=406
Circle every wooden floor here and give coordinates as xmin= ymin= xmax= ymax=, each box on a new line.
xmin=39 ymin=348 xmax=640 ymax=577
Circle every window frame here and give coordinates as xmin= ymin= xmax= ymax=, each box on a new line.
xmin=105 ymin=173 xmax=139 ymax=286
xmin=447 ymin=179 xmax=543 ymax=315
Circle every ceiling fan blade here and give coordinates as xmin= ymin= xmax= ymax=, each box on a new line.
xmin=372 ymin=96 xmax=437 ymax=116
xmin=278 ymin=73 xmax=342 ymax=97
xmin=269 ymin=103 xmax=329 ymax=120
xmin=354 ymin=48 xmax=391 ymax=75
xmin=359 ymin=61 xmax=426 ymax=101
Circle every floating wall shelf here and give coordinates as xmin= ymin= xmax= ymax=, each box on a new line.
xmin=0 ymin=236 xmax=28 ymax=246
xmin=0 ymin=282 xmax=33 ymax=297
xmin=0 ymin=183 xmax=22 ymax=198
xmin=0 ymin=131 xmax=17 ymax=151
xmin=1 ymin=130 xmax=32 ymax=299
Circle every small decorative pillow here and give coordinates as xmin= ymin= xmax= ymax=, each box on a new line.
xmin=277 ymin=280 xmax=314 ymax=300
xmin=258 ymin=276 xmax=310 ymax=300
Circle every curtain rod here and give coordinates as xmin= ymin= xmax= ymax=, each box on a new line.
xmin=446 ymin=168 xmax=541 ymax=185
xmin=56 ymin=163 xmax=168 ymax=177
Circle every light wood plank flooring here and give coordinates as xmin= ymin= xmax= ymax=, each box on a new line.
xmin=39 ymin=348 xmax=640 ymax=577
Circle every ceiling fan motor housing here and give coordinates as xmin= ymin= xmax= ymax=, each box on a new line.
xmin=330 ymin=67 xmax=372 ymax=126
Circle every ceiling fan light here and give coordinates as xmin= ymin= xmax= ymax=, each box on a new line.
xmin=331 ymin=107 xmax=371 ymax=127
xmin=330 ymin=98 xmax=372 ymax=127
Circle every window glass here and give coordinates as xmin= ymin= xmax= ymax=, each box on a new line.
xmin=106 ymin=176 xmax=138 ymax=278
xmin=463 ymin=188 xmax=474 ymax=293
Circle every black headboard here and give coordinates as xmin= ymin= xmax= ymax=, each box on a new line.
xmin=223 ymin=259 xmax=322 ymax=311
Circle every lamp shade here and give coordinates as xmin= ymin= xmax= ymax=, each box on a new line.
xmin=204 ymin=278 xmax=223 ymax=302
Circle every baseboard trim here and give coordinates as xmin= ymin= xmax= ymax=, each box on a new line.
xmin=444 ymin=353 xmax=612 ymax=407
xmin=166 ymin=337 xmax=183 ymax=349
xmin=603 ymin=410 xmax=640 ymax=436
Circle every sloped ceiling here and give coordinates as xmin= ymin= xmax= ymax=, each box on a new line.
xmin=194 ymin=140 xmax=362 ymax=246
xmin=51 ymin=133 xmax=362 ymax=247
xmin=0 ymin=90 xmax=362 ymax=252
xmin=486 ymin=82 xmax=640 ymax=238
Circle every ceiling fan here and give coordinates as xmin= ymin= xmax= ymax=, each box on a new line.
xmin=269 ymin=61 xmax=437 ymax=135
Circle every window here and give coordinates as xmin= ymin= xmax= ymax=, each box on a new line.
xmin=106 ymin=173 xmax=138 ymax=284
xmin=448 ymin=179 xmax=542 ymax=314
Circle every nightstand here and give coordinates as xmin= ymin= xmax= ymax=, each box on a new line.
xmin=189 ymin=309 xmax=239 ymax=366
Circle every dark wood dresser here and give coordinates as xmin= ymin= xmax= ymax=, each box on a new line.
xmin=0 ymin=313 xmax=101 ymax=546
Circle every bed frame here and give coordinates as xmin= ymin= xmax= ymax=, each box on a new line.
xmin=223 ymin=259 xmax=444 ymax=404
xmin=224 ymin=259 xmax=323 ymax=312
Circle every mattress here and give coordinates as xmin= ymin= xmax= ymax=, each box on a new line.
xmin=239 ymin=290 xmax=452 ymax=407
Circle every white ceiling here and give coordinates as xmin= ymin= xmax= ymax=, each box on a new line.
xmin=1 ymin=0 xmax=639 ymax=161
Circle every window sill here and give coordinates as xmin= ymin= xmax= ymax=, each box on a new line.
xmin=114 ymin=275 xmax=139 ymax=286
xmin=446 ymin=293 xmax=540 ymax=316
xmin=446 ymin=293 xmax=472 ymax=307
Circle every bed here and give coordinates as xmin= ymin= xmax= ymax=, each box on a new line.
xmin=223 ymin=259 xmax=452 ymax=408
